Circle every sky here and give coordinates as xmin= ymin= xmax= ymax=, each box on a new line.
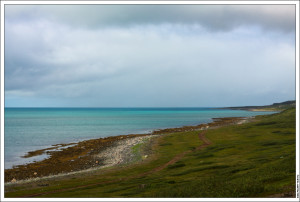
xmin=4 ymin=4 xmax=296 ymax=107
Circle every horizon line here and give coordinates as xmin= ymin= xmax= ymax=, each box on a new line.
xmin=4 ymin=100 xmax=296 ymax=109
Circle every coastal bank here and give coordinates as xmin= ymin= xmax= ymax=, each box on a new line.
xmin=5 ymin=104 xmax=296 ymax=198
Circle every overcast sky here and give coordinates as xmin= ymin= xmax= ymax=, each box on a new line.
xmin=4 ymin=4 xmax=296 ymax=107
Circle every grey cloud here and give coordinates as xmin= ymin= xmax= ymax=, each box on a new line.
xmin=5 ymin=5 xmax=295 ymax=32
xmin=4 ymin=5 xmax=296 ymax=107
xmin=6 ymin=22 xmax=295 ymax=106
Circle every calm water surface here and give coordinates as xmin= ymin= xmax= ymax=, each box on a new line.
xmin=5 ymin=108 xmax=276 ymax=169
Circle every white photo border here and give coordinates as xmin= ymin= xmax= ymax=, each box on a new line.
xmin=0 ymin=1 xmax=299 ymax=201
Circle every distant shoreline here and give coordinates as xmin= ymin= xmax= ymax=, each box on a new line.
xmin=5 ymin=107 xmax=277 ymax=170
xmin=6 ymin=100 xmax=293 ymax=183
xmin=219 ymin=100 xmax=295 ymax=111
xmin=5 ymin=115 xmax=252 ymax=184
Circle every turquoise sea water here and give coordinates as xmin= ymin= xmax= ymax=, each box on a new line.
xmin=4 ymin=108 xmax=276 ymax=169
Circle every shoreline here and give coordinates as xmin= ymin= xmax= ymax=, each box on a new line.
xmin=5 ymin=134 xmax=159 ymax=185
xmin=5 ymin=116 xmax=254 ymax=184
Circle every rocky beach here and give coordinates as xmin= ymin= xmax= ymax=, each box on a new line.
xmin=5 ymin=116 xmax=249 ymax=184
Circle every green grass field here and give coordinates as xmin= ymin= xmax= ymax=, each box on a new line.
xmin=5 ymin=107 xmax=296 ymax=198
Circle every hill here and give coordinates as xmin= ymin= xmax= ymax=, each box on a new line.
xmin=223 ymin=100 xmax=295 ymax=111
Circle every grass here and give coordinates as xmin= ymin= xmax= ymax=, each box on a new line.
xmin=131 ymin=143 xmax=143 ymax=162
xmin=5 ymin=108 xmax=296 ymax=198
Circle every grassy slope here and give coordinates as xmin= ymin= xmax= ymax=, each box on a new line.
xmin=224 ymin=100 xmax=296 ymax=111
xmin=5 ymin=108 xmax=296 ymax=198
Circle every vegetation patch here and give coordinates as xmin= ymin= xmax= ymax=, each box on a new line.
xmin=167 ymin=162 xmax=186 ymax=169
xmin=172 ymin=165 xmax=230 ymax=176
xmin=255 ymin=121 xmax=277 ymax=126
xmin=5 ymin=108 xmax=296 ymax=198
xmin=159 ymin=143 xmax=172 ymax=146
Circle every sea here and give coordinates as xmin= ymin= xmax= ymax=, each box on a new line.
xmin=4 ymin=107 xmax=276 ymax=169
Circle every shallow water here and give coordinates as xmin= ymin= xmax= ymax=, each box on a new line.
xmin=5 ymin=107 xmax=276 ymax=169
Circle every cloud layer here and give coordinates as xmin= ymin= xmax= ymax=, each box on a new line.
xmin=5 ymin=4 xmax=296 ymax=107
xmin=6 ymin=5 xmax=295 ymax=32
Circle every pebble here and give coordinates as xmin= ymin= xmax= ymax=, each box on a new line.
xmin=96 ymin=135 xmax=156 ymax=167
